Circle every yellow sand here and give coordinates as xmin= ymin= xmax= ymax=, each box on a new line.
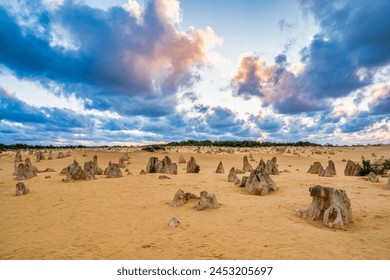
xmin=0 ymin=145 xmax=389 ymax=260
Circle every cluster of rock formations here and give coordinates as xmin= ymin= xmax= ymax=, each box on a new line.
xmin=64 ymin=160 xmax=95 ymax=182
xmin=295 ymin=185 xmax=353 ymax=229
xmin=195 ymin=191 xmax=220 ymax=210
xmin=171 ymin=189 xmax=219 ymax=210
xmin=105 ymin=162 xmax=122 ymax=178
xmin=14 ymin=158 xmax=38 ymax=180
xmin=308 ymin=160 xmax=336 ymax=177
xmin=146 ymin=156 xmax=178 ymax=175
xmin=244 ymin=167 xmax=278 ymax=196
xmin=260 ymin=157 xmax=279 ymax=175
xmin=227 ymin=156 xmax=279 ymax=196
xmin=171 ymin=189 xmax=199 ymax=207
xmin=61 ymin=155 xmax=120 ymax=182
xmin=84 ymin=155 xmax=104 ymax=176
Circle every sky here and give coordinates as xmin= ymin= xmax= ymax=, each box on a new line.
xmin=0 ymin=0 xmax=389 ymax=146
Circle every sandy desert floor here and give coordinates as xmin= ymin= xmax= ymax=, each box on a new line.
xmin=0 ymin=145 xmax=389 ymax=260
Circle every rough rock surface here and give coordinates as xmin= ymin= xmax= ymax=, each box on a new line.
xmin=172 ymin=189 xmax=197 ymax=207
xmin=265 ymin=157 xmax=279 ymax=175
xmin=228 ymin=167 xmax=238 ymax=182
xmin=15 ymin=158 xmax=38 ymax=180
xmin=242 ymin=156 xmax=253 ymax=172
xmin=15 ymin=151 xmax=22 ymax=162
xmin=118 ymin=158 xmax=127 ymax=168
xmin=195 ymin=191 xmax=220 ymax=210
xmin=366 ymin=171 xmax=379 ymax=182
xmin=171 ymin=189 xmax=199 ymax=207
xmin=319 ymin=160 xmax=336 ymax=177
xmin=308 ymin=162 xmax=324 ymax=174
xmin=36 ymin=151 xmax=45 ymax=161
xmin=146 ymin=156 xmax=178 ymax=175
xmin=186 ymin=156 xmax=200 ymax=173
xmin=295 ymin=185 xmax=353 ymax=229
xmin=15 ymin=182 xmax=29 ymax=196
xmin=65 ymin=160 xmax=91 ymax=182
xmin=215 ymin=161 xmax=224 ymax=173
xmin=237 ymin=176 xmax=247 ymax=188
xmin=245 ymin=168 xmax=278 ymax=196
xmin=344 ymin=160 xmax=363 ymax=176
xmin=105 ymin=162 xmax=123 ymax=178
xmin=168 ymin=217 xmax=180 ymax=228
xmin=178 ymin=155 xmax=186 ymax=164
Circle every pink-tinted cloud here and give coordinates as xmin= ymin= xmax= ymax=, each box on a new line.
xmin=0 ymin=0 xmax=221 ymax=116
xmin=231 ymin=55 xmax=322 ymax=113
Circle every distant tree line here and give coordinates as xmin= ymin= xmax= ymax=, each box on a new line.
xmin=0 ymin=143 xmax=90 ymax=151
xmin=2 ymin=140 xmax=382 ymax=152
xmin=165 ymin=140 xmax=322 ymax=147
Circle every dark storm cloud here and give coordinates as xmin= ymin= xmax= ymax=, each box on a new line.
xmin=231 ymin=0 xmax=390 ymax=114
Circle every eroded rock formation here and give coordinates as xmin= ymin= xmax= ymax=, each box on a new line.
xmin=15 ymin=182 xmax=29 ymax=196
xmin=146 ymin=156 xmax=178 ymax=174
xmin=228 ymin=167 xmax=238 ymax=182
xmin=15 ymin=151 xmax=22 ymax=162
xmin=308 ymin=162 xmax=324 ymax=174
xmin=178 ymin=155 xmax=186 ymax=164
xmin=242 ymin=156 xmax=253 ymax=172
xmin=15 ymin=158 xmax=38 ymax=180
xmin=344 ymin=160 xmax=363 ymax=176
xmin=186 ymin=156 xmax=200 ymax=173
xmin=105 ymin=162 xmax=122 ymax=178
xmin=171 ymin=189 xmax=199 ymax=207
xmin=319 ymin=160 xmax=336 ymax=177
xmin=295 ymin=185 xmax=353 ymax=229
xmin=245 ymin=168 xmax=278 ymax=196
xmin=65 ymin=160 xmax=94 ymax=182
xmin=216 ymin=161 xmax=224 ymax=173
xmin=195 ymin=191 xmax=220 ymax=210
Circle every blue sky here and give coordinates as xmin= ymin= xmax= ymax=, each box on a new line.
xmin=0 ymin=0 xmax=389 ymax=145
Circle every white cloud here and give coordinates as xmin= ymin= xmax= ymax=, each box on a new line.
xmin=0 ymin=70 xmax=85 ymax=112
xmin=123 ymin=0 xmax=144 ymax=25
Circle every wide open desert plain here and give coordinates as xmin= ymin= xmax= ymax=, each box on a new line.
xmin=1 ymin=145 xmax=389 ymax=260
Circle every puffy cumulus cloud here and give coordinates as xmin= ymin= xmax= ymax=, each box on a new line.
xmin=123 ymin=0 xmax=143 ymax=24
xmin=0 ymin=0 xmax=222 ymax=117
xmin=231 ymin=54 xmax=323 ymax=113
xmin=231 ymin=0 xmax=390 ymax=114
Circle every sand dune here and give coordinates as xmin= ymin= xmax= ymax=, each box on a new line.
xmin=1 ymin=145 xmax=389 ymax=260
